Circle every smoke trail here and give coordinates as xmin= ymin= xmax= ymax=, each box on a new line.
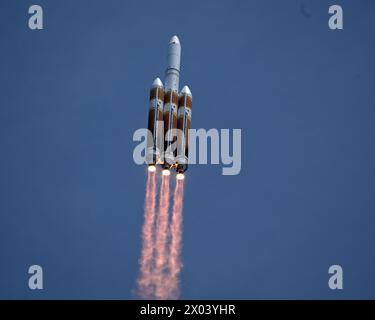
xmin=166 ymin=179 xmax=185 ymax=299
xmin=154 ymin=175 xmax=171 ymax=299
xmin=137 ymin=172 xmax=185 ymax=300
xmin=137 ymin=171 xmax=157 ymax=299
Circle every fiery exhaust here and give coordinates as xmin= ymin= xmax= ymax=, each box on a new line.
xmin=154 ymin=174 xmax=171 ymax=299
xmin=166 ymin=178 xmax=185 ymax=299
xmin=176 ymin=173 xmax=185 ymax=180
xmin=137 ymin=171 xmax=185 ymax=300
xmin=137 ymin=170 xmax=157 ymax=299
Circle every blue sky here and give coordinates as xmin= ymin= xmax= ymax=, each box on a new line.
xmin=0 ymin=0 xmax=374 ymax=299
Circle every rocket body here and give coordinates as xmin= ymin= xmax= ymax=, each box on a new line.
xmin=163 ymin=36 xmax=181 ymax=169
xmin=163 ymin=90 xmax=178 ymax=168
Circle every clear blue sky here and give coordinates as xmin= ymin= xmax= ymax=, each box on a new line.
xmin=0 ymin=0 xmax=374 ymax=299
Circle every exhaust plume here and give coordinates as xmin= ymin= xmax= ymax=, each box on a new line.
xmin=167 ymin=178 xmax=185 ymax=299
xmin=137 ymin=171 xmax=157 ymax=299
xmin=137 ymin=173 xmax=185 ymax=299
xmin=154 ymin=175 xmax=171 ymax=299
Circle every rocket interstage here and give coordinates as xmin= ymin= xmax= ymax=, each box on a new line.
xmin=146 ymin=35 xmax=192 ymax=174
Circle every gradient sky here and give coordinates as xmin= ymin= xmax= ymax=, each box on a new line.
xmin=0 ymin=0 xmax=374 ymax=299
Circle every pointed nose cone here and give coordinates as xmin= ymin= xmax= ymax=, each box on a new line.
xmin=152 ymin=77 xmax=163 ymax=88
xmin=169 ymin=35 xmax=180 ymax=46
xmin=181 ymin=85 xmax=192 ymax=97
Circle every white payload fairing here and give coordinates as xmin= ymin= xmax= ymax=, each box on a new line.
xmin=147 ymin=36 xmax=192 ymax=176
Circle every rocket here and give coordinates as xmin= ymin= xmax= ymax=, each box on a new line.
xmin=147 ymin=36 xmax=192 ymax=178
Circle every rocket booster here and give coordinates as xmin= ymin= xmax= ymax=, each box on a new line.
xmin=147 ymin=78 xmax=164 ymax=166
xmin=176 ymin=86 xmax=192 ymax=174
xmin=147 ymin=36 xmax=192 ymax=174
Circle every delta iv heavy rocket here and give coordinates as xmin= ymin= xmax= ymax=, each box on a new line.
xmin=147 ymin=36 xmax=192 ymax=179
